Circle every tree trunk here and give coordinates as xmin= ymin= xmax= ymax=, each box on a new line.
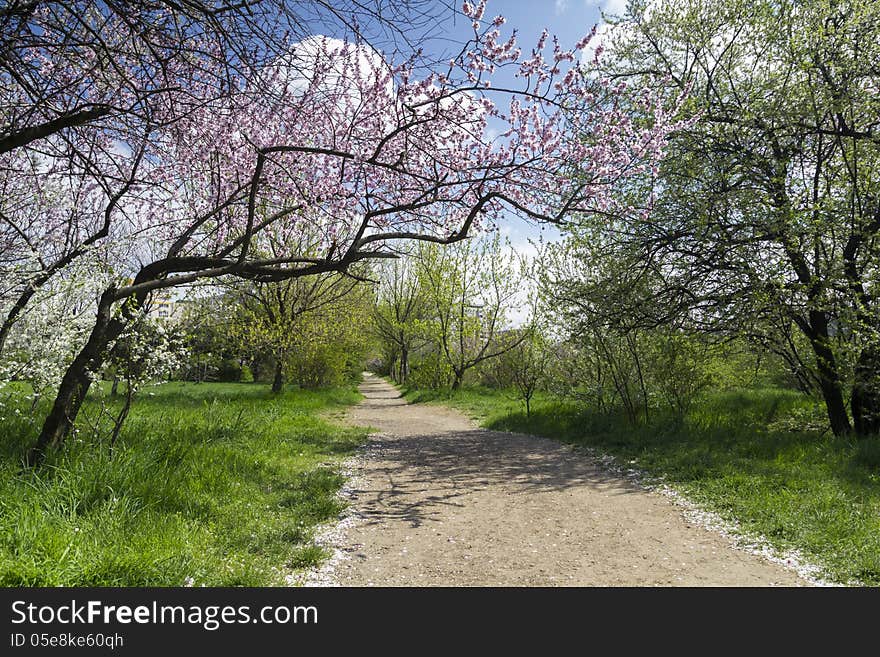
xmin=852 ymin=346 xmax=880 ymax=436
xmin=271 ymin=360 xmax=284 ymax=393
xmin=109 ymin=379 xmax=134 ymax=455
xmin=806 ymin=311 xmax=852 ymax=437
xmin=110 ymin=375 xmax=119 ymax=397
xmin=451 ymin=370 xmax=463 ymax=390
xmin=815 ymin=357 xmax=852 ymax=437
xmin=27 ymin=290 xmax=124 ymax=466
xmin=399 ymin=347 xmax=409 ymax=383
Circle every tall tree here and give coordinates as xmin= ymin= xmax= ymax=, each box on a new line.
xmin=371 ymin=256 xmax=428 ymax=383
xmin=0 ymin=0 xmax=453 ymax=355
xmin=574 ymin=0 xmax=880 ymax=436
xmin=418 ymin=234 xmax=527 ymax=390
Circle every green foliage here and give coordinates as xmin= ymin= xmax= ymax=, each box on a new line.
xmin=407 ymin=350 xmax=454 ymax=390
xmin=183 ymin=272 xmax=374 ymax=390
xmin=414 ymin=384 xmax=880 ymax=585
xmin=371 ymin=256 xmax=428 ymax=384
xmin=370 ymin=236 xmax=538 ymax=392
xmin=483 ymin=329 xmax=547 ymax=416
xmin=0 ymin=382 xmax=366 ymax=585
xmin=217 ymin=358 xmax=244 ymax=382
xmin=175 ymin=296 xmax=242 ymax=382
xmin=416 ymin=235 xmax=529 ymax=389
xmin=539 ymin=215 xmax=800 ymax=425
xmin=645 ymin=332 xmax=718 ymax=424
xmin=592 ymin=0 xmax=880 ymax=436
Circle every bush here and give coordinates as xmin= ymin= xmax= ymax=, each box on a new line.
xmin=647 ymin=332 xmax=716 ymax=424
xmin=217 ymin=359 xmax=242 ymax=382
xmin=408 ymin=351 xmax=454 ymax=390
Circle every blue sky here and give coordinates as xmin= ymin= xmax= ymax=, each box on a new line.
xmin=310 ymin=2 xmax=630 ymax=320
xmin=436 ymin=1 xmax=626 ymax=259
xmin=313 ymin=1 xmax=628 ymax=260
xmin=444 ymin=0 xmax=618 ymax=49
xmin=431 ymin=2 xmax=629 ymax=322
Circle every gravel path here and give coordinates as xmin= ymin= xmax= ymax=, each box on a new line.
xmin=320 ymin=373 xmax=808 ymax=586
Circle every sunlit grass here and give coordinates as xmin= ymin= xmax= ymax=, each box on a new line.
xmin=0 ymin=382 xmax=366 ymax=586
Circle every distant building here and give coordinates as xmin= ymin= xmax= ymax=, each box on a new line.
xmin=147 ymin=291 xmax=185 ymax=323
xmin=117 ymin=277 xmax=185 ymax=323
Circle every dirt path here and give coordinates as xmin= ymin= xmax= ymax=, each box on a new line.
xmin=325 ymin=374 xmax=807 ymax=586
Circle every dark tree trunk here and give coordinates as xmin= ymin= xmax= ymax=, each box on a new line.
xmin=271 ymin=360 xmax=284 ymax=393
xmin=26 ymin=290 xmax=125 ymax=466
xmin=852 ymin=346 xmax=880 ymax=436
xmin=814 ymin=356 xmax=852 ymax=437
xmin=451 ymin=370 xmax=463 ymax=390
xmin=399 ymin=347 xmax=408 ymax=383
xmin=806 ymin=311 xmax=852 ymax=437
xmin=110 ymin=376 xmax=119 ymax=397
xmin=109 ymin=379 xmax=134 ymax=455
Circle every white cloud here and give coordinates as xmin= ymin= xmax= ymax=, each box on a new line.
xmin=586 ymin=0 xmax=628 ymax=18
xmin=578 ymin=1 xmax=647 ymax=69
xmin=600 ymin=0 xmax=629 ymax=17
xmin=555 ymin=0 xmax=570 ymax=15
xmin=579 ymin=21 xmax=613 ymax=68
xmin=263 ymin=35 xmax=393 ymax=103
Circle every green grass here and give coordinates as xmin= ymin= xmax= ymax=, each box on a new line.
xmin=402 ymin=383 xmax=880 ymax=585
xmin=0 ymin=382 xmax=366 ymax=586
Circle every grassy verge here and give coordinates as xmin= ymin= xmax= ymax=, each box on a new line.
xmin=402 ymin=383 xmax=880 ymax=585
xmin=0 ymin=382 xmax=366 ymax=586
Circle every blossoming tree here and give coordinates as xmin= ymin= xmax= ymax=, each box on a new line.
xmin=10 ymin=1 xmax=688 ymax=464
xmin=0 ymin=0 xmax=445 ymax=353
